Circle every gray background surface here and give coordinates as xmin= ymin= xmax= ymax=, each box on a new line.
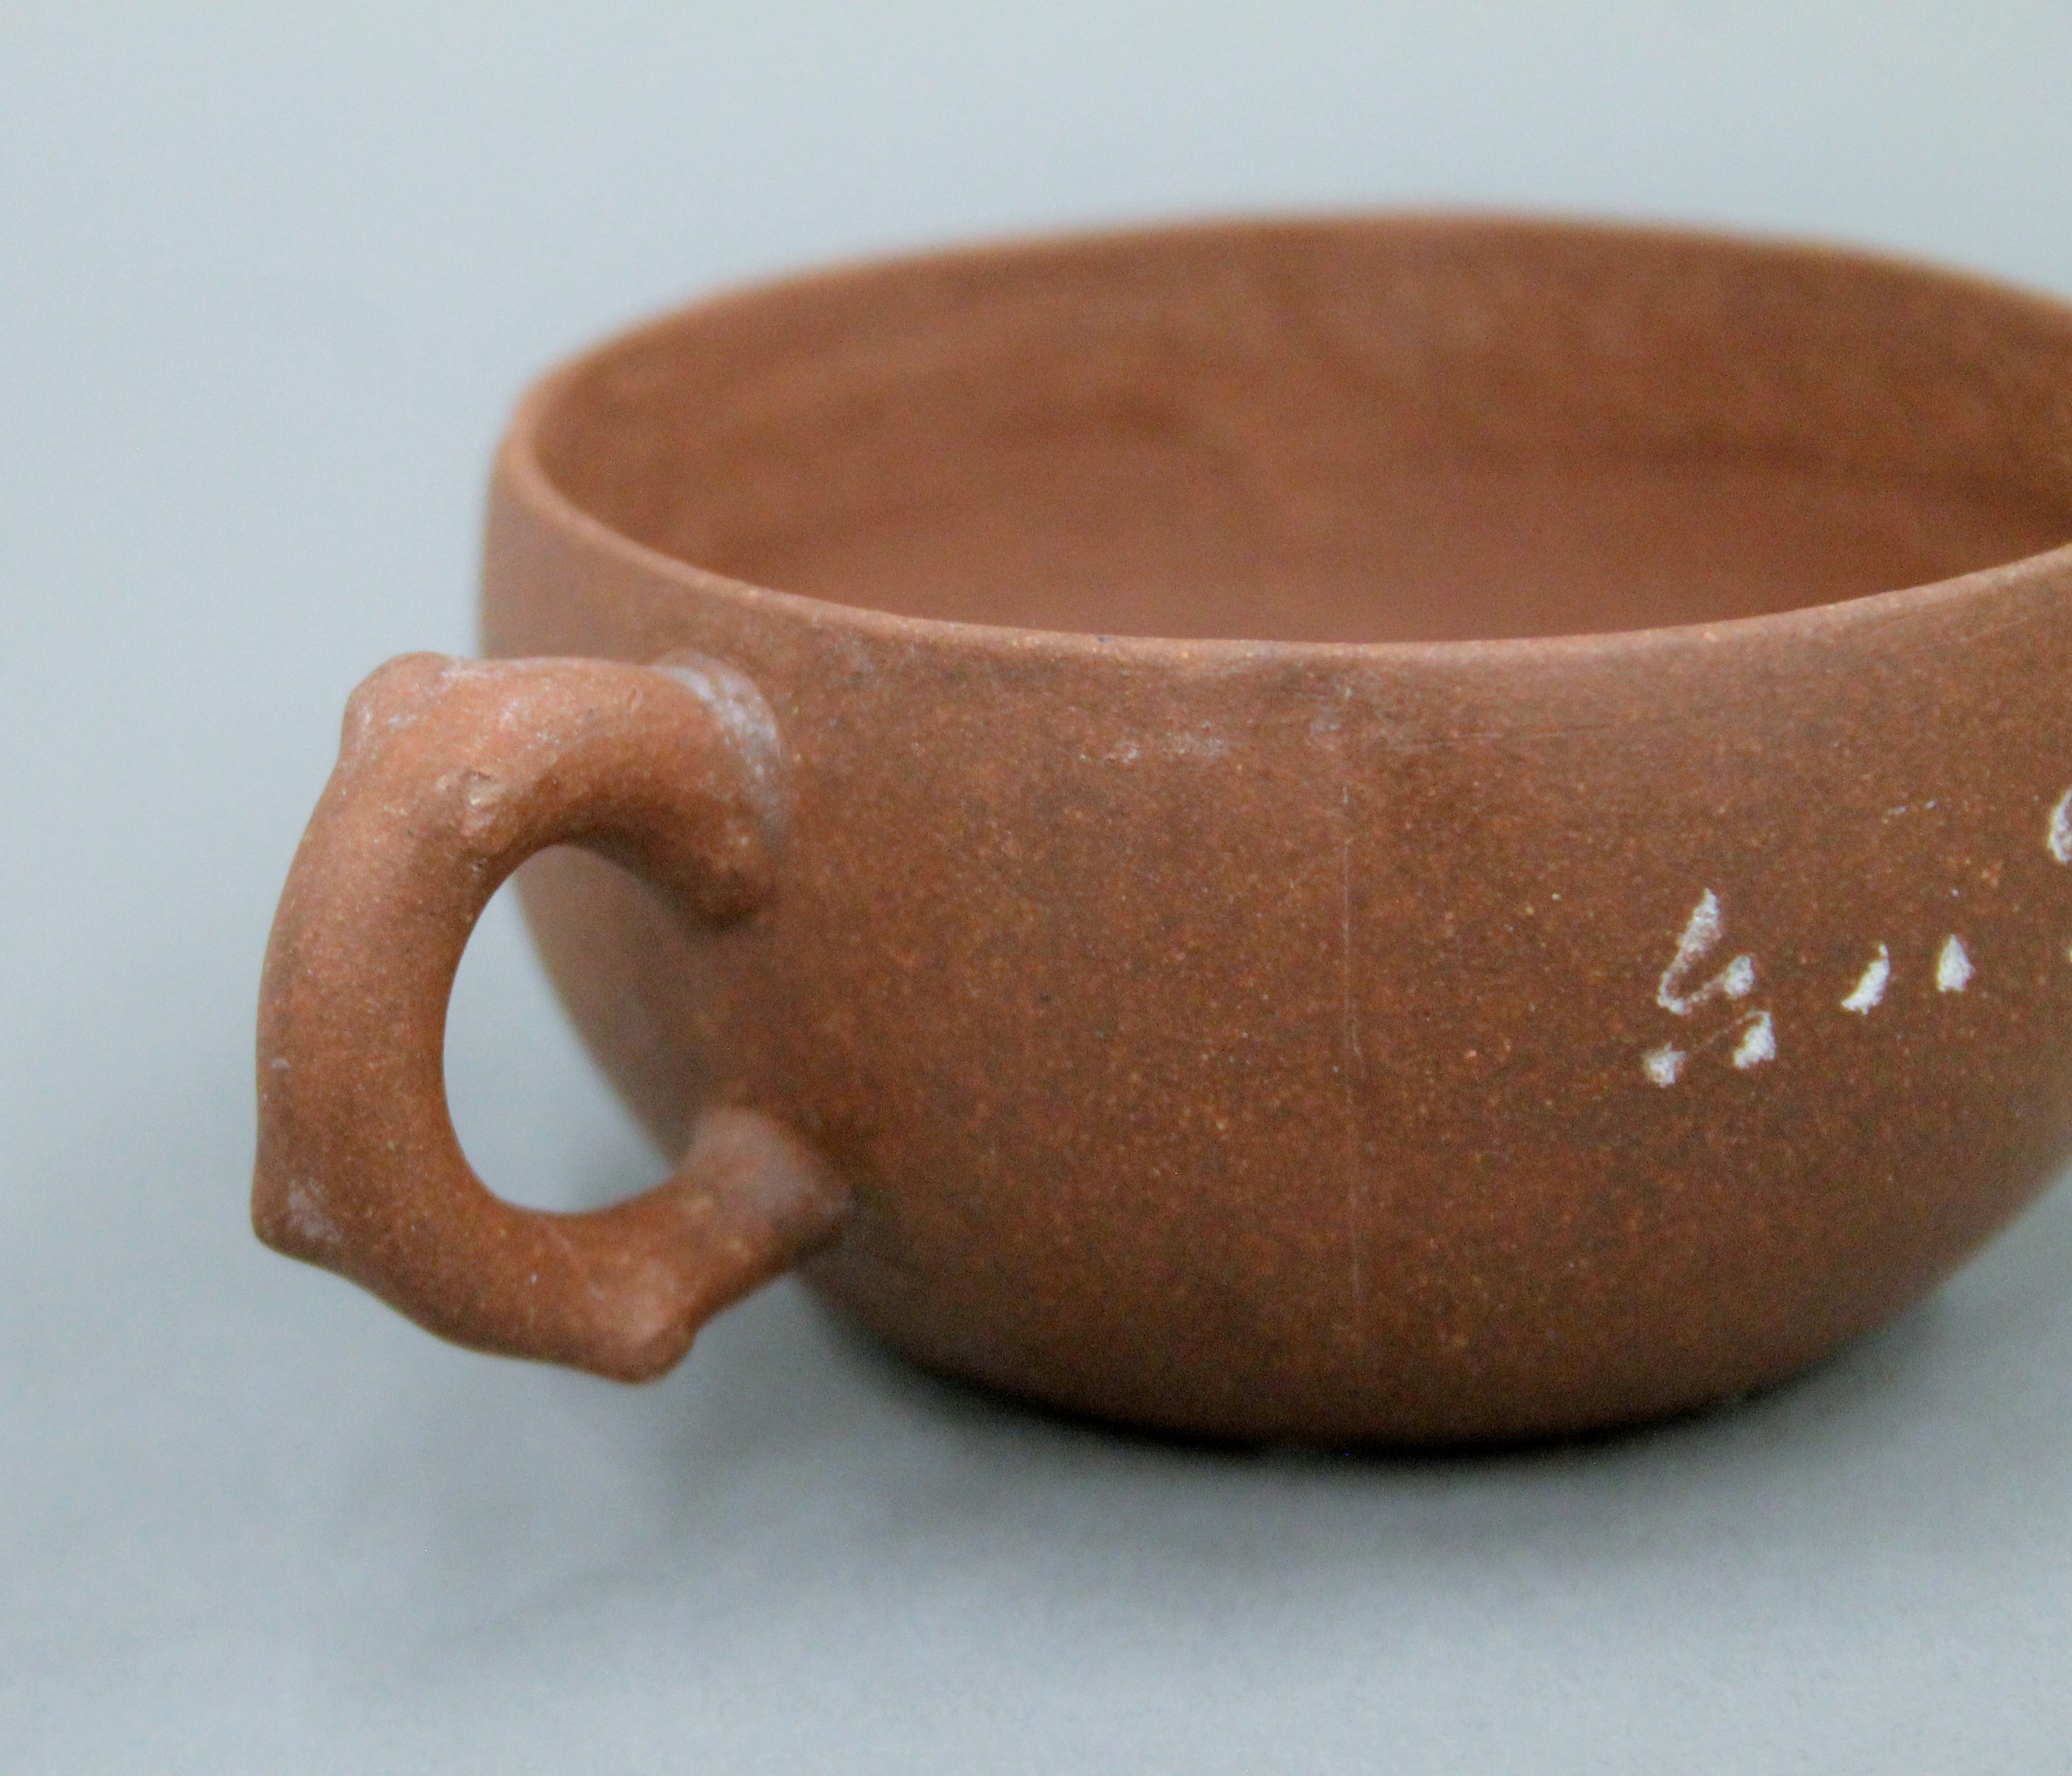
xmin=6 ymin=4 xmax=2072 ymax=1769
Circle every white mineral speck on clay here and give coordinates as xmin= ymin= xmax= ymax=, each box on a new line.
xmin=1642 ymin=1045 xmax=1687 ymax=1086
xmin=1656 ymin=889 xmax=1755 ymax=1015
xmin=1731 ymin=1011 xmax=1776 ymax=1069
xmin=1935 ymin=934 xmax=1973 ymax=992
xmin=1840 ymin=945 xmax=1891 ymax=1013
xmin=2051 ymin=788 xmax=2072 ymax=864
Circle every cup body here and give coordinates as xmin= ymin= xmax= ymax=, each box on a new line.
xmin=478 ymin=216 xmax=2072 ymax=1442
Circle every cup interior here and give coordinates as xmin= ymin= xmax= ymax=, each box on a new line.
xmin=531 ymin=218 xmax=2072 ymax=645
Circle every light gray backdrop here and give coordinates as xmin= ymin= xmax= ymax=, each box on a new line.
xmin=5 ymin=4 xmax=2071 ymax=1770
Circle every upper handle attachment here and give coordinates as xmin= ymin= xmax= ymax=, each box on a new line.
xmin=252 ymin=652 xmax=847 ymax=1381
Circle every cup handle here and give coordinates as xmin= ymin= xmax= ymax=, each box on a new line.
xmin=251 ymin=652 xmax=848 ymax=1381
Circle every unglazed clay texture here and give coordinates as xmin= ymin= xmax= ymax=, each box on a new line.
xmin=256 ymin=215 xmax=2072 ymax=1443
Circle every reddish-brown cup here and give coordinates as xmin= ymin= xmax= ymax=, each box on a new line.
xmin=255 ymin=215 xmax=2072 ymax=1443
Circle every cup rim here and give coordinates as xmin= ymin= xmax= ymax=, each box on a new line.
xmin=498 ymin=208 xmax=2072 ymax=668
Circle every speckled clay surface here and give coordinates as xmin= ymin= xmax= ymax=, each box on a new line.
xmin=256 ymin=215 xmax=2072 ymax=1443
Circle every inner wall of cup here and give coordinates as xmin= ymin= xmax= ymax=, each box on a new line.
xmin=534 ymin=220 xmax=2072 ymax=644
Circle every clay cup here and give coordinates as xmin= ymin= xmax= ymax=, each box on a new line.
xmin=254 ymin=215 xmax=2072 ymax=1443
